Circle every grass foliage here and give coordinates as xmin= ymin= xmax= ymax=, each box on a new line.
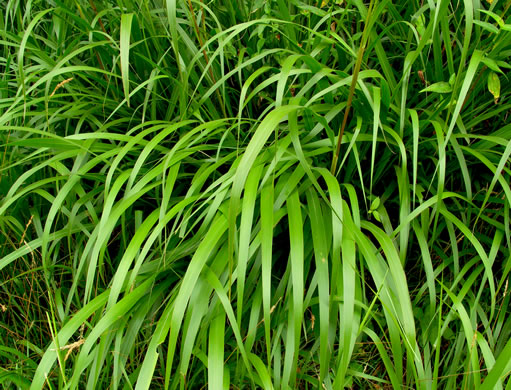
xmin=1 ymin=0 xmax=511 ymax=388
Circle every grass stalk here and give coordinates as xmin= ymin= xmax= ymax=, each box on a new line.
xmin=330 ymin=0 xmax=377 ymax=175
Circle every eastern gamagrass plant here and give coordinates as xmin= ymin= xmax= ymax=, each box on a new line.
xmin=1 ymin=0 xmax=510 ymax=389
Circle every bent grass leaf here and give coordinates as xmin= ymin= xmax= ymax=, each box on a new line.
xmin=120 ymin=13 xmax=134 ymax=107
xmin=420 ymin=81 xmax=452 ymax=94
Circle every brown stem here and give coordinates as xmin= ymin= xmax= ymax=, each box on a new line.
xmin=89 ymin=0 xmax=107 ymax=34
xmin=187 ymin=0 xmax=226 ymax=117
xmin=88 ymin=0 xmax=109 ymax=83
xmin=330 ymin=0 xmax=376 ymax=175
xmin=461 ymin=65 xmax=486 ymax=111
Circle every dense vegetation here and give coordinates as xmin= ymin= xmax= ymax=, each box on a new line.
xmin=1 ymin=0 xmax=511 ymax=388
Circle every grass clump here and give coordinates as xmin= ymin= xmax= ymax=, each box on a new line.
xmin=1 ymin=0 xmax=511 ymax=388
